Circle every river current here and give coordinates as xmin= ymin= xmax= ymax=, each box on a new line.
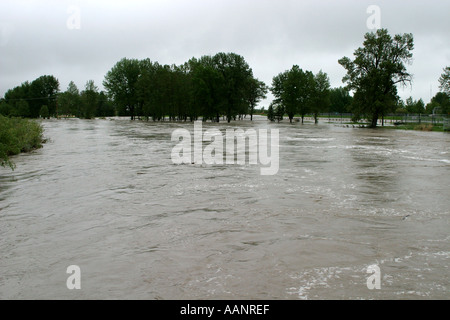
xmin=0 ymin=116 xmax=448 ymax=299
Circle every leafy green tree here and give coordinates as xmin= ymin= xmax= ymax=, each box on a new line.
xmin=395 ymin=99 xmax=407 ymax=114
xmin=405 ymin=97 xmax=425 ymax=114
xmin=104 ymin=58 xmax=142 ymax=120
xmin=245 ymin=78 xmax=267 ymax=121
xmin=439 ymin=66 xmax=449 ymax=95
xmin=329 ymin=87 xmax=353 ymax=113
xmin=274 ymin=104 xmax=285 ymax=122
xmin=80 ymin=80 xmax=98 ymax=119
xmin=212 ymin=53 xmax=254 ymax=123
xmin=427 ymin=92 xmax=450 ymax=114
xmin=271 ymin=65 xmax=314 ymax=123
xmin=339 ymin=29 xmax=414 ymax=128
xmin=29 ymin=75 xmax=60 ymax=117
xmin=267 ymin=103 xmax=275 ymax=121
xmin=310 ymin=70 xmax=331 ymax=123
xmin=16 ymin=100 xmax=30 ymax=117
xmin=190 ymin=57 xmax=225 ymax=122
xmin=39 ymin=105 xmax=49 ymax=119
xmin=415 ymin=98 xmax=425 ymax=114
xmin=0 ymin=101 xmax=12 ymax=116
xmin=96 ymin=92 xmax=116 ymax=117
xmin=58 ymin=81 xmax=81 ymax=117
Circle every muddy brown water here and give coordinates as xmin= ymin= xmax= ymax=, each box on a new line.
xmin=0 ymin=116 xmax=448 ymax=299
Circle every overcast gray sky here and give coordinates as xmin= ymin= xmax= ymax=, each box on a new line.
xmin=1 ymin=0 xmax=449 ymax=107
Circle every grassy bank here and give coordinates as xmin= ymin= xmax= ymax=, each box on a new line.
xmin=0 ymin=115 xmax=44 ymax=170
xmin=381 ymin=123 xmax=446 ymax=132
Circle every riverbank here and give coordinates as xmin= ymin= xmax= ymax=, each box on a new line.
xmin=0 ymin=115 xmax=44 ymax=170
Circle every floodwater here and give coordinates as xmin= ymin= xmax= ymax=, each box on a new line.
xmin=0 ymin=116 xmax=449 ymax=299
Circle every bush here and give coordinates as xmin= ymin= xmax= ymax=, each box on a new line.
xmin=413 ymin=124 xmax=433 ymax=131
xmin=40 ymin=105 xmax=49 ymax=119
xmin=0 ymin=115 xmax=44 ymax=170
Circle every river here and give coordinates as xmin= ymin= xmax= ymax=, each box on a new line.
xmin=0 ymin=116 xmax=448 ymax=299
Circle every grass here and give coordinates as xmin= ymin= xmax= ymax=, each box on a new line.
xmin=0 ymin=115 xmax=45 ymax=170
xmin=381 ymin=123 xmax=445 ymax=132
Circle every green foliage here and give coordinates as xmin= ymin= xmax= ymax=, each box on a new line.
xmin=267 ymin=104 xmax=275 ymax=122
xmin=245 ymin=78 xmax=268 ymax=121
xmin=271 ymin=65 xmax=330 ymax=123
xmin=80 ymin=80 xmax=98 ymax=119
xmin=0 ymin=101 xmax=13 ymax=116
xmin=439 ymin=66 xmax=449 ymax=95
xmin=103 ymin=58 xmax=143 ymax=120
xmin=39 ymin=105 xmax=49 ymax=118
xmin=329 ymin=87 xmax=353 ymax=113
xmin=339 ymin=29 xmax=414 ymax=127
xmin=102 ymin=53 xmax=265 ymax=122
xmin=0 ymin=115 xmax=44 ymax=170
xmin=58 ymin=81 xmax=81 ymax=117
xmin=3 ymin=75 xmax=59 ymax=118
xmin=427 ymin=92 xmax=450 ymax=115
xmin=404 ymin=97 xmax=425 ymax=114
xmin=16 ymin=100 xmax=30 ymax=117
xmin=310 ymin=70 xmax=331 ymax=123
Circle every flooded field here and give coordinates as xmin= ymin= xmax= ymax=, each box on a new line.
xmin=0 ymin=116 xmax=448 ymax=299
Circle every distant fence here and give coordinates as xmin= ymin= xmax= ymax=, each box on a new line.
xmin=390 ymin=114 xmax=448 ymax=126
xmin=301 ymin=113 xmax=449 ymax=127
xmin=444 ymin=118 xmax=450 ymax=131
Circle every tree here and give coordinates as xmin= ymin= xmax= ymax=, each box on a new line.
xmin=96 ymin=92 xmax=116 ymax=117
xmin=405 ymin=97 xmax=425 ymax=114
xmin=39 ymin=105 xmax=49 ymax=119
xmin=427 ymin=92 xmax=450 ymax=115
xmin=212 ymin=52 xmax=254 ymax=123
xmin=29 ymin=75 xmax=60 ymax=117
xmin=310 ymin=70 xmax=331 ymax=124
xmin=267 ymin=103 xmax=275 ymax=121
xmin=4 ymin=76 xmax=59 ymax=118
xmin=80 ymin=80 xmax=98 ymax=119
xmin=271 ymin=65 xmax=314 ymax=123
xmin=0 ymin=101 xmax=12 ymax=116
xmin=339 ymin=29 xmax=414 ymax=127
xmin=16 ymin=100 xmax=30 ymax=117
xmin=329 ymin=87 xmax=353 ymax=113
xmin=103 ymin=58 xmax=142 ymax=120
xmin=246 ymin=78 xmax=268 ymax=121
xmin=58 ymin=81 xmax=81 ymax=117
xmin=415 ymin=98 xmax=425 ymax=114
xmin=189 ymin=56 xmax=225 ymax=122
xmin=439 ymin=66 xmax=449 ymax=95
xmin=274 ymin=104 xmax=285 ymax=122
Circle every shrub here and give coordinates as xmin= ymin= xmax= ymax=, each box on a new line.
xmin=0 ymin=115 xmax=44 ymax=170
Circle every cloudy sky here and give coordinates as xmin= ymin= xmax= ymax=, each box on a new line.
xmin=1 ymin=0 xmax=449 ymax=107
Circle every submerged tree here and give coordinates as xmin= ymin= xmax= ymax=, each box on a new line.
xmin=39 ymin=105 xmax=49 ymax=119
xmin=267 ymin=103 xmax=275 ymax=122
xmin=329 ymin=87 xmax=353 ymax=113
xmin=103 ymin=58 xmax=142 ymax=120
xmin=58 ymin=81 xmax=81 ymax=117
xmin=80 ymin=80 xmax=98 ymax=119
xmin=310 ymin=70 xmax=331 ymax=124
xmin=246 ymin=78 xmax=268 ymax=121
xmin=271 ymin=65 xmax=315 ymax=123
xmin=339 ymin=29 xmax=414 ymax=128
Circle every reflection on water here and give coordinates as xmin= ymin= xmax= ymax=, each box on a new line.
xmin=0 ymin=116 xmax=449 ymax=299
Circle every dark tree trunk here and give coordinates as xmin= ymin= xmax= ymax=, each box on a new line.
xmin=370 ymin=113 xmax=379 ymax=128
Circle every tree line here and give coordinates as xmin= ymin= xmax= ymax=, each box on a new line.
xmin=102 ymin=53 xmax=268 ymax=122
xmin=0 ymin=76 xmax=115 ymax=119
xmin=1 ymin=30 xmax=449 ymax=127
